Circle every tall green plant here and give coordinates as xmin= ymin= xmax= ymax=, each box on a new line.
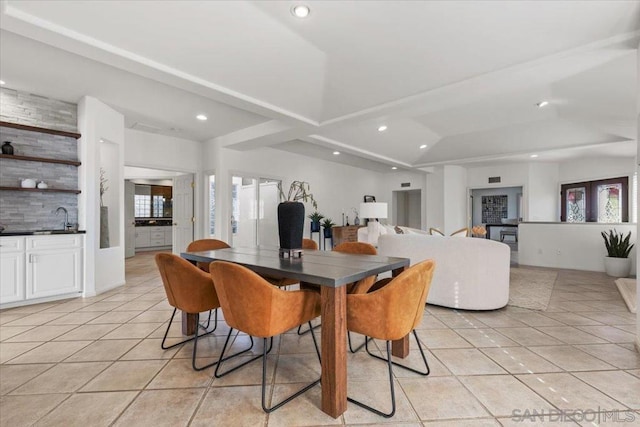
xmin=601 ymin=229 xmax=634 ymax=258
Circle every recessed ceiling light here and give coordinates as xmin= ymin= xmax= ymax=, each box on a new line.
xmin=333 ymin=151 xmax=340 ymax=155
xmin=196 ymin=114 xmax=208 ymax=121
xmin=536 ymin=101 xmax=549 ymax=108
xmin=0 ymin=80 xmax=5 ymax=85
xmin=291 ymin=5 xmax=310 ymax=18
xmin=530 ymin=154 xmax=539 ymax=158
xmin=377 ymin=125 xmax=388 ymax=132
xmin=419 ymin=144 xmax=427 ymax=149
xmin=391 ymin=166 xmax=398 ymax=170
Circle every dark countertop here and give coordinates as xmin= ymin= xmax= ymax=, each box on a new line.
xmin=0 ymin=230 xmax=86 ymax=236
xmin=135 ymin=219 xmax=172 ymax=227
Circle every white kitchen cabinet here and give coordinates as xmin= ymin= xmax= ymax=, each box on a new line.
xmin=135 ymin=228 xmax=151 ymax=248
xmin=164 ymin=227 xmax=173 ymax=247
xmin=135 ymin=226 xmax=172 ymax=250
xmin=0 ymin=234 xmax=83 ymax=307
xmin=0 ymin=237 xmax=25 ymax=304
xmin=149 ymin=227 xmax=165 ymax=246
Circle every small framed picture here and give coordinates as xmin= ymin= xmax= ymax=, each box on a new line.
xmin=363 ymin=195 xmax=376 ymax=203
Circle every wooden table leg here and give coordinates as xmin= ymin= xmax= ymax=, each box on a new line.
xmin=391 ymin=265 xmax=410 ymax=358
xmin=320 ymin=285 xmax=347 ymax=418
xmin=181 ymin=311 xmax=197 ymax=336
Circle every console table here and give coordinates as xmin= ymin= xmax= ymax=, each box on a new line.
xmin=331 ymin=225 xmax=364 ymax=249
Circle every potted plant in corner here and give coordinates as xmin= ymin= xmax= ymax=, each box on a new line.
xmin=277 ymin=181 xmax=317 ymax=257
xmin=601 ymin=229 xmax=634 ymax=277
xmin=308 ymin=211 xmax=324 ymax=233
xmin=322 ymin=218 xmax=336 ymax=239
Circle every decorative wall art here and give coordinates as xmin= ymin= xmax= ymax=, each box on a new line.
xmin=482 ymin=195 xmax=508 ymax=224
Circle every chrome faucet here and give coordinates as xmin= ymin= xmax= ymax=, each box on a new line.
xmin=55 ymin=207 xmax=71 ymax=230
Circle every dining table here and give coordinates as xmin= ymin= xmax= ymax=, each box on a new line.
xmin=181 ymin=246 xmax=410 ymax=418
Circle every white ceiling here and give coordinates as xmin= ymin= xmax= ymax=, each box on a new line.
xmin=0 ymin=0 xmax=638 ymax=172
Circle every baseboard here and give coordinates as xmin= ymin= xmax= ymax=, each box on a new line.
xmin=95 ymin=280 xmax=126 ymax=295
xmin=0 ymin=291 xmax=82 ymax=310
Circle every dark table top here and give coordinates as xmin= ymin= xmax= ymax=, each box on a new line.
xmin=181 ymin=246 xmax=409 ymax=288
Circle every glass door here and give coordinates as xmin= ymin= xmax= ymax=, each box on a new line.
xmin=230 ymin=175 xmax=281 ymax=247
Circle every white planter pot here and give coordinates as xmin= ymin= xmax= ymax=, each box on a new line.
xmin=604 ymin=257 xmax=631 ymax=278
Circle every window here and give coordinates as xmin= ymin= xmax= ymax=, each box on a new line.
xmin=134 ymin=185 xmax=172 ymax=218
xmin=152 ymin=196 xmax=164 ymax=218
xmin=560 ymin=177 xmax=628 ymax=223
xmin=134 ymin=195 xmax=151 ymax=217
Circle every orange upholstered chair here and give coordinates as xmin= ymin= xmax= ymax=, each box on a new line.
xmin=209 ymin=261 xmax=321 ymax=413
xmin=185 ymin=239 xmax=231 ymax=328
xmin=428 ymin=228 xmax=445 ymax=236
xmin=334 ymin=242 xmax=378 ymax=294
xmin=347 ymin=259 xmax=436 ymax=417
xmin=186 ymin=239 xmax=231 ymax=273
xmin=155 ymin=253 xmax=252 ymax=371
xmin=450 ymin=227 xmax=470 ymax=237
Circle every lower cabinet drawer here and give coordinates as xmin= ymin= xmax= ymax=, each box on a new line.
xmin=150 ymin=238 xmax=165 ymax=246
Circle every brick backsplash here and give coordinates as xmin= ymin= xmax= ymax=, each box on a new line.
xmin=0 ymin=88 xmax=79 ymax=231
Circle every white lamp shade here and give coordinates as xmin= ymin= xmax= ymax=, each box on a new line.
xmin=359 ymin=202 xmax=388 ymax=219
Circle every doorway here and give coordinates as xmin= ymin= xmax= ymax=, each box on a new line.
xmin=124 ymin=167 xmax=193 ymax=258
xmin=469 ymin=186 xmax=523 ymax=255
xmin=392 ymin=189 xmax=422 ymax=229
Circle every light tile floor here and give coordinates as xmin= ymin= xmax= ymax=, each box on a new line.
xmin=1 ymin=251 xmax=639 ymax=426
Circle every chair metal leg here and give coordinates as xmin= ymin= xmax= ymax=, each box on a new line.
xmin=348 ymin=331 xmax=372 ymax=353
xmin=202 ymin=308 xmax=218 ymax=331
xmin=214 ymin=328 xmax=271 ymax=378
xmin=364 ymin=330 xmax=430 ymax=376
xmin=161 ymin=307 xmax=217 ymax=350
xmin=194 ymin=323 xmax=256 ymax=372
xmin=307 ymin=321 xmax=321 ymax=363
xmin=347 ymin=340 xmax=396 ymax=418
xmin=262 ymin=322 xmax=321 ymax=413
xmin=297 ymin=320 xmax=321 ymax=336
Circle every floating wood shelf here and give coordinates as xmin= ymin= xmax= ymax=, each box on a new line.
xmin=0 ymin=121 xmax=81 ymax=139
xmin=0 ymin=186 xmax=81 ymax=194
xmin=0 ymin=154 xmax=81 ymax=166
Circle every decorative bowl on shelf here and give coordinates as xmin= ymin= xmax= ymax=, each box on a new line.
xmin=37 ymin=181 xmax=48 ymax=189
xmin=20 ymin=178 xmax=36 ymax=188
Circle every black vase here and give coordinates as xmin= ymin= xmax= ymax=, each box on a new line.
xmin=324 ymin=227 xmax=333 ymax=238
xmin=310 ymin=221 xmax=320 ymax=233
xmin=2 ymin=141 xmax=14 ymax=155
xmin=278 ymin=202 xmax=305 ymax=250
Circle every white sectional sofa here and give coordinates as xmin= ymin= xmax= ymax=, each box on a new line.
xmin=376 ymin=233 xmax=511 ymax=310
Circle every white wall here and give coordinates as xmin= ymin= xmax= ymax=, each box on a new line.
xmin=636 ymin=39 xmax=639 ymax=351
xmin=519 ymin=222 xmax=636 ymax=274
xmin=426 ymin=167 xmax=444 ymax=231
xmin=528 ymin=162 xmax=559 ymax=221
xmin=124 ymin=128 xmax=203 ymax=247
xmin=559 ymin=157 xmax=636 ymax=183
xmin=377 ymin=172 xmax=427 ymax=227
xmin=202 ymin=142 xmax=405 ymax=244
xmin=443 ymin=165 xmax=468 ymax=234
xmin=78 ymin=97 xmax=125 ymax=296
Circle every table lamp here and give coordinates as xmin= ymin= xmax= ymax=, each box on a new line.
xmin=359 ymin=202 xmax=388 ymax=246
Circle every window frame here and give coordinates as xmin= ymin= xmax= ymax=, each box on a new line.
xmin=560 ymin=176 xmax=628 ymax=223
